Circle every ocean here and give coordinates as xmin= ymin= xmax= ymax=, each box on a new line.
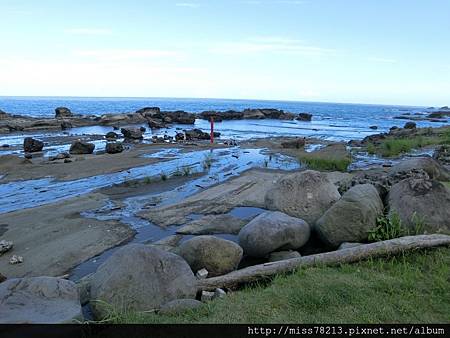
xmin=0 ymin=96 xmax=445 ymax=142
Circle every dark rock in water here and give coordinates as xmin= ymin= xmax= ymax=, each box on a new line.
xmin=390 ymin=126 xmax=399 ymax=131
xmin=105 ymin=142 xmax=124 ymax=154
xmin=297 ymin=113 xmax=313 ymax=121
xmin=199 ymin=110 xmax=243 ymax=121
xmin=60 ymin=121 xmax=72 ymax=130
xmin=1 ymin=144 xmax=10 ymax=148
xmin=281 ymin=138 xmax=306 ymax=149
xmin=105 ymin=131 xmax=118 ymax=140
xmin=69 ymin=140 xmax=95 ymax=154
xmin=164 ymin=111 xmax=196 ymax=124
xmin=23 ymin=137 xmax=44 ymax=153
xmin=175 ymin=132 xmax=185 ymax=141
xmin=55 ymin=107 xmax=72 ymax=119
xmin=148 ymin=118 xmax=166 ymax=129
xmin=113 ymin=126 xmax=119 ymax=130
xmin=89 ymin=244 xmax=197 ymax=320
xmin=369 ymin=125 xmax=378 ymax=130
xmin=0 ymin=277 xmax=83 ymax=323
xmin=185 ymin=129 xmax=210 ymax=140
xmin=439 ymin=106 xmax=449 ymax=110
xmin=121 ymin=127 xmax=143 ymax=139
xmin=388 ymin=178 xmax=450 ymax=233
xmin=404 ymin=122 xmax=416 ymax=129
xmin=139 ymin=126 xmax=146 ymax=132
xmin=136 ymin=107 xmax=161 ymax=116
xmin=24 ymin=154 xmax=33 ymax=159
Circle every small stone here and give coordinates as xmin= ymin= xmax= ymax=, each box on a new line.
xmin=213 ymin=288 xmax=226 ymax=299
xmin=9 ymin=255 xmax=23 ymax=265
xmin=0 ymin=240 xmax=13 ymax=255
xmin=200 ymin=291 xmax=215 ymax=302
xmin=195 ymin=268 xmax=209 ymax=279
xmin=0 ymin=273 xmax=6 ymax=283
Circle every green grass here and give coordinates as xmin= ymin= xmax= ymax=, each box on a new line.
xmin=108 ymin=248 xmax=450 ymax=324
xmin=366 ymin=128 xmax=450 ymax=157
xmin=299 ymin=156 xmax=351 ymax=172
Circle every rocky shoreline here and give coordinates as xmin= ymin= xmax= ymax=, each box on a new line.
xmin=0 ymin=108 xmax=449 ymax=323
xmin=0 ymin=106 xmax=311 ymax=134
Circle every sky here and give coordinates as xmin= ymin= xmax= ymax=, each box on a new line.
xmin=0 ymin=0 xmax=449 ymax=106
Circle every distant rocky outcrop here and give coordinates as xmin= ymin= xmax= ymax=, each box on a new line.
xmin=198 ymin=108 xmax=296 ymax=122
xmin=297 ymin=113 xmax=313 ymax=122
xmin=55 ymin=107 xmax=73 ymax=119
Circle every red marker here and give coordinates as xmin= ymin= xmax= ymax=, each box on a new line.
xmin=210 ymin=117 xmax=214 ymax=144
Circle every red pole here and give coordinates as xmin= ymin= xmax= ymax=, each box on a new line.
xmin=210 ymin=117 xmax=214 ymax=144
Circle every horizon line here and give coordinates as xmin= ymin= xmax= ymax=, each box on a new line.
xmin=0 ymin=94 xmax=440 ymax=109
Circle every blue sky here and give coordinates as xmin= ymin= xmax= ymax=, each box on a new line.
xmin=0 ymin=0 xmax=449 ymax=106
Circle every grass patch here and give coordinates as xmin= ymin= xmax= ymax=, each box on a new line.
xmin=299 ymin=156 xmax=351 ymax=172
xmin=109 ymin=248 xmax=450 ymax=324
xmin=366 ymin=128 xmax=450 ymax=157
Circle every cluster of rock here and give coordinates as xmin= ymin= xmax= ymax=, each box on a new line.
xmin=198 ymin=109 xmax=312 ymax=122
xmin=393 ymin=107 xmax=449 ymax=123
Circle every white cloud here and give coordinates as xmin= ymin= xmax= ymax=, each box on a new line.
xmin=72 ymin=49 xmax=183 ymax=61
xmin=64 ymin=28 xmax=113 ymax=36
xmin=367 ymin=57 xmax=397 ymax=64
xmin=175 ymin=3 xmax=201 ymax=8
xmin=210 ymin=37 xmax=335 ymax=56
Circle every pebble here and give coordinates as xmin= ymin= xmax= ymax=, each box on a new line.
xmin=0 ymin=240 xmax=13 ymax=255
xmin=195 ymin=268 xmax=209 ymax=279
xmin=9 ymin=255 xmax=24 ymax=265
xmin=213 ymin=288 xmax=226 ymax=299
xmin=200 ymin=291 xmax=215 ymax=302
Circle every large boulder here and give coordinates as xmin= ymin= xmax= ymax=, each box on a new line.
xmin=121 ymin=127 xmax=143 ymax=139
xmin=90 ymin=244 xmax=197 ymax=319
xmin=105 ymin=142 xmax=124 ymax=154
xmin=23 ymin=137 xmax=44 ymax=153
xmin=55 ymin=107 xmax=72 ymax=119
xmin=238 ymin=211 xmax=310 ymax=258
xmin=177 ymin=236 xmax=243 ymax=277
xmin=316 ymin=184 xmax=384 ymax=247
xmin=389 ymin=157 xmax=450 ymax=181
xmin=387 ymin=178 xmax=450 ymax=233
xmin=265 ymin=170 xmax=341 ymax=225
xmin=69 ymin=140 xmax=95 ymax=154
xmin=0 ymin=277 xmax=82 ymax=323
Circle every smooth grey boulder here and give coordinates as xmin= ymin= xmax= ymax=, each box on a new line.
xmin=158 ymin=299 xmax=203 ymax=315
xmin=0 ymin=277 xmax=82 ymax=323
xmin=178 ymin=236 xmax=243 ymax=277
xmin=265 ymin=170 xmax=341 ymax=225
xmin=69 ymin=140 xmax=95 ymax=154
xmin=389 ymin=157 xmax=450 ymax=181
xmin=238 ymin=211 xmax=311 ymax=258
xmin=268 ymin=250 xmax=301 ymax=262
xmin=316 ymin=184 xmax=383 ymax=247
xmin=90 ymin=244 xmax=197 ymax=319
xmin=387 ymin=178 xmax=450 ymax=233
xmin=176 ymin=214 xmax=248 ymax=235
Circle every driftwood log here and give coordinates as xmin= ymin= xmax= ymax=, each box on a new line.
xmin=197 ymin=234 xmax=450 ymax=291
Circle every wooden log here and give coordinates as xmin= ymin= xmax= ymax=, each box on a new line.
xmin=196 ymin=234 xmax=450 ymax=291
